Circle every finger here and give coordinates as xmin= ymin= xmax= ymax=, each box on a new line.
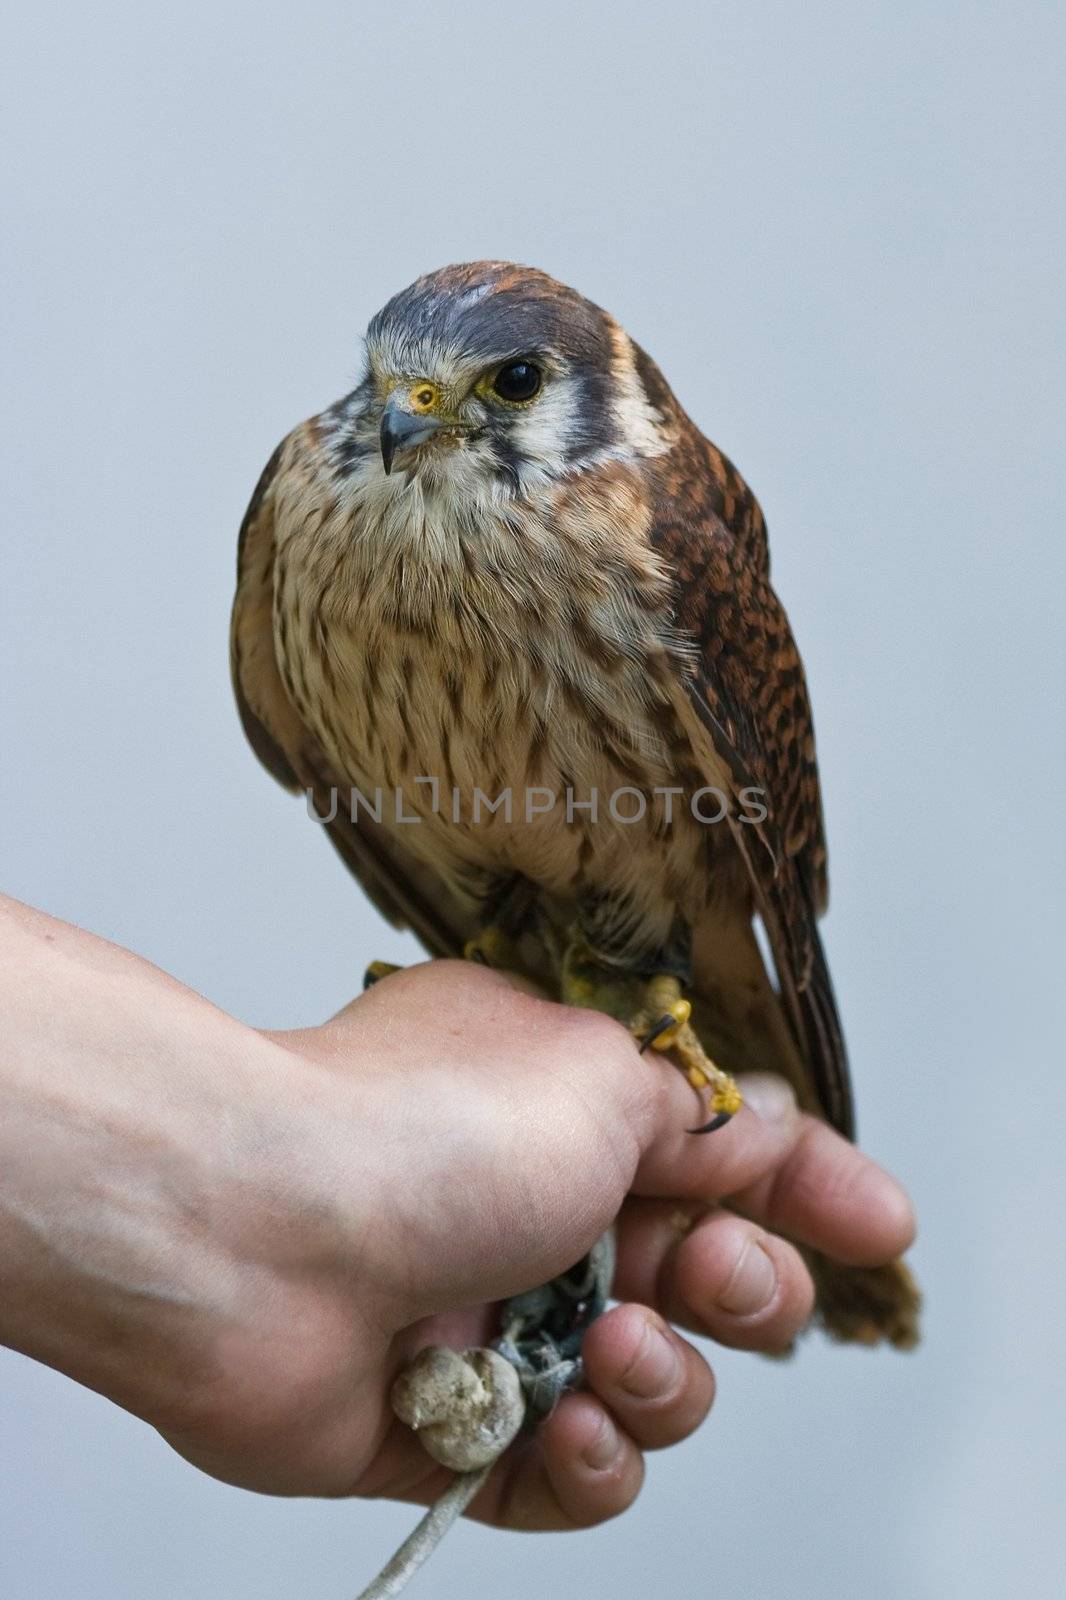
xmin=615 ymin=1198 xmax=815 ymax=1351
xmin=359 ymin=1397 xmax=644 ymax=1532
xmin=635 ymin=1072 xmax=916 ymax=1267
xmin=479 ymin=1394 xmax=644 ymax=1530
xmin=728 ymin=1079 xmax=917 ymax=1265
xmin=579 ymin=1302 xmax=714 ymax=1449
xmin=633 ymin=1071 xmax=808 ymax=1200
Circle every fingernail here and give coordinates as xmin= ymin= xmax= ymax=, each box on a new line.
xmin=583 ymin=1412 xmax=622 ymax=1471
xmin=735 ymin=1073 xmax=795 ymax=1124
xmin=620 ymin=1319 xmax=683 ymax=1399
xmin=718 ymin=1240 xmax=778 ymax=1316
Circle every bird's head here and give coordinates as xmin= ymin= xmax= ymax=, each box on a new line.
xmin=355 ymin=262 xmax=674 ymax=493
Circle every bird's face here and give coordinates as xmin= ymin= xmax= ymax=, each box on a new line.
xmin=357 ymin=262 xmax=669 ymax=494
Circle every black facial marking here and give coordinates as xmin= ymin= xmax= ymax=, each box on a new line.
xmin=630 ymin=340 xmax=676 ymax=420
xmin=562 ymin=368 xmax=617 ymax=463
xmin=487 ymin=430 xmax=523 ymax=493
xmin=330 ymin=376 xmax=377 ymax=475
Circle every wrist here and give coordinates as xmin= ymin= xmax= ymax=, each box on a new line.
xmin=0 ymin=925 xmax=357 ymax=1425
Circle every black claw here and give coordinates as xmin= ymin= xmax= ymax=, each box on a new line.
xmin=638 ymin=1015 xmax=676 ymax=1055
xmin=363 ymin=962 xmax=400 ymax=989
xmin=688 ymin=1110 xmax=734 ymax=1135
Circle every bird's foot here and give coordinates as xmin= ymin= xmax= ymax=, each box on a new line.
xmin=363 ymin=925 xmax=520 ymax=990
xmin=462 ymin=925 xmax=520 ymax=969
xmin=363 ymin=959 xmax=403 ymax=989
xmin=561 ymin=942 xmax=742 ymax=1133
xmin=633 ymin=974 xmax=743 ymax=1133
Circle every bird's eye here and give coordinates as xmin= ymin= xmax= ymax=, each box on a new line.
xmin=491 ymin=360 xmax=542 ymax=403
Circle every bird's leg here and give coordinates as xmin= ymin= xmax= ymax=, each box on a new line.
xmin=460 ymin=875 xmax=553 ymax=979
xmin=364 ymin=871 xmax=527 ymax=985
xmin=362 ymin=926 xmax=518 ymax=988
xmin=363 ymin=959 xmax=403 ymax=988
xmin=561 ymin=937 xmax=742 ymax=1133
xmin=634 ymin=973 xmax=743 ymax=1132
xmin=462 ymin=925 xmax=521 ymax=969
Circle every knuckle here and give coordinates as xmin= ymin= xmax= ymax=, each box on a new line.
xmin=561 ymin=1003 xmax=631 ymax=1057
xmin=763 ymin=1120 xmax=827 ymax=1224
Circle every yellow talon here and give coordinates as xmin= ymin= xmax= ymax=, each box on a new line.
xmin=682 ymin=1054 xmax=744 ymax=1114
xmin=559 ymin=945 xmax=741 ymax=1133
xmin=685 ymin=1059 xmax=710 ymax=1091
xmin=711 ymin=1079 xmax=744 ymax=1117
xmin=464 ymin=926 xmax=517 ymax=967
xmin=363 ymin=959 xmax=401 ymax=988
xmin=646 ymin=997 xmax=692 ymax=1051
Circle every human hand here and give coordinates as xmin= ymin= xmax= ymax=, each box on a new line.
xmin=0 ymin=906 xmax=915 ymax=1531
xmin=164 ymin=960 xmax=915 ymax=1527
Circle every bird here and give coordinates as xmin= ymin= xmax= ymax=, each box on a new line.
xmin=231 ymin=260 xmax=919 ymax=1348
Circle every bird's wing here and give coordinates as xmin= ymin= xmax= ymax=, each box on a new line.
xmin=230 ymin=430 xmax=472 ymax=961
xmin=649 ymin=426 xmax=854 ymax=1137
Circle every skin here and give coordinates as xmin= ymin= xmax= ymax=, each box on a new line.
xmin=0 ymin=893 xmax=915 ymax=1530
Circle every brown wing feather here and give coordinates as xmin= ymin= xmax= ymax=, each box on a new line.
xmin=230 ymin=433 xmax=474 ymax=961
xmin=647 ymin=410 xmax=854 ymax=1138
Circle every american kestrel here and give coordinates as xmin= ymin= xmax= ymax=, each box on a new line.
xmin=231 ymin=262 xmax=919 ymax=1348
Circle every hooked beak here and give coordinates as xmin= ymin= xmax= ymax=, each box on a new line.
xmin=379 ymin=392 xmax=445 ymax=475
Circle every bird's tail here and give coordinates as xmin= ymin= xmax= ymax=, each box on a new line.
xmin=807 ymin=1252 xmax=921 ymax=1350
xmin=687 ymin=910 xmax=921 ymax=1350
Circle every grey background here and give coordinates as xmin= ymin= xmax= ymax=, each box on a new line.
xmin=1 ymin=2 xmax=1063 ymax=1596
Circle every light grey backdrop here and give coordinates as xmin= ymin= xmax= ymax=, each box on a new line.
xmin=2 ymin=3 xmax=1063 ymax=1597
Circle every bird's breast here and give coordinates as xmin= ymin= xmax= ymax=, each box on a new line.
xmin=272 ymin=460 xmax=705 ymax=910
